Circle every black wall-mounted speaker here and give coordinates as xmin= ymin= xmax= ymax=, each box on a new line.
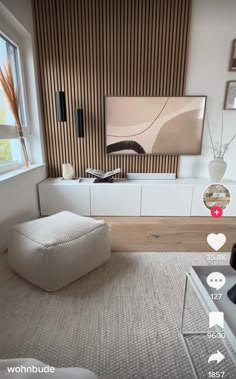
xmin=56 ymin=91 xmax=67 ymax=122
xmin=75 ymin=109 xmax=84 ymax=138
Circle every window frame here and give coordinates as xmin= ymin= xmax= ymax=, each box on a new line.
xmin=0 ymin=31 xmax=30 ymax=173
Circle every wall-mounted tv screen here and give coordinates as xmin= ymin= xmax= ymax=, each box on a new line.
xmin=105 ymin=96 xmax=207 ymax=155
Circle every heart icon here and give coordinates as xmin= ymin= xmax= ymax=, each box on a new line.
xmin=207 ymin=233 xmax=226 ymax=251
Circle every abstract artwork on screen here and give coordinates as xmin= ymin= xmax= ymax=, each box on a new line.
xmin=106 ymin=96 xmax=206 ymax=155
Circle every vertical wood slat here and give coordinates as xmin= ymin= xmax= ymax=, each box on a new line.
xmin=33 ymin=0 xmax=191 ymax=178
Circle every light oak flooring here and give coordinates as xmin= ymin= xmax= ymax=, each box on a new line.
xmin=94 ymin=216 xmax=236 ymax=252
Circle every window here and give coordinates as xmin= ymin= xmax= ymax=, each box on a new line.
xmin=0 ymin=33 xmax=27 ymax=173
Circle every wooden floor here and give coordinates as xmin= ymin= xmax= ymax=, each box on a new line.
xmin=95 ymin=217 xmax=236 ymax=252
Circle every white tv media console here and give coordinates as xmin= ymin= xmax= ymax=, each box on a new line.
xmin=38 ymin=178 xmax=236 ymax=217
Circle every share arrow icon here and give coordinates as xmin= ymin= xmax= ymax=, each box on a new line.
xmin=208 ymin=350 xmax=225 ymax=364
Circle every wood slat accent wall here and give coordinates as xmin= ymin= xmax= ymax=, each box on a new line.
xmin=33 ymin=0 xmax=191 ymax=177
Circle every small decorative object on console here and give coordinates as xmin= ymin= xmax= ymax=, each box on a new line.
xmin=207 ymin=111 xmax=236 ymax=181
xmin=62 ymin=163 xmax=74 ymax=180
xmin=86 ymin=168 xmax=121 ymax=183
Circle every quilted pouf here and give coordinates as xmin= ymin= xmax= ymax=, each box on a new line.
xmin=8 ymin=211 xmax=111 ymax=291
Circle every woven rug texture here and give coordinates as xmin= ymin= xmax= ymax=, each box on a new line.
xmin=0 ymin=252 xmax=235 ymax=379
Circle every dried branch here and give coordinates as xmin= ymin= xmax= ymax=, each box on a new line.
xmin=221 ymin=133 xmax=236 ymax=157
xmin=219 ymin=110 xmax=224 ymax=157
xmin=0 ymin=58 xmax=29 ymax=166
xmin=207 ymin=109 xmax=236 ymax=158
xmin=206 ymin=111 xmax=216 ymax=158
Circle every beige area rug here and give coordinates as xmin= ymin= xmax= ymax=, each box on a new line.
xmin=0 ymin=252 xmax=235 ymax=379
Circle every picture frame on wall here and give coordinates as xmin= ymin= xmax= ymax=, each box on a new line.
xmin=105 ymin=96 xmax=207 ymax=155
xmin=229 ymin=39 xmax=236 ymax=71
xmin=224 ymin=81 xmax=236 ymax=110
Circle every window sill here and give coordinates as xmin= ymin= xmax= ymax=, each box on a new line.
xmin=0 ymin=163 xmax=46 ymax=183
xmin=0 ymin=162 xmax=20 ymax=174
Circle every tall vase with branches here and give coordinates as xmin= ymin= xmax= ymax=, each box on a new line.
xmin=206 ymin=111 xmax=236 ymax=181
xmin=0 ymin=59 xmax=30 ymax=168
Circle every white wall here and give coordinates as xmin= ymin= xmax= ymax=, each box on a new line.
xmin=0 ymin=165 xmax=47 ymax=252
xmin=180 ymin=0 xmax=236 ymax=180
xmin=0 ymin=0 xmax=33 ymax=35
xmin=0 ymin=0 xmax=47 ymax=253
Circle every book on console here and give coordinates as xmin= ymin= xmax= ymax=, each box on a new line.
xmin=86 ymin=168 xmax=121 ymax=179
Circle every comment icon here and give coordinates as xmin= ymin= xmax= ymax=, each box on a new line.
xmin=207 ymin=272 xmax=226 ymax=291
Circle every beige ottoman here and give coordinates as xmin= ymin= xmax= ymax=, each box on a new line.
xmin=8 ymin=211 xmax=111 ymax=291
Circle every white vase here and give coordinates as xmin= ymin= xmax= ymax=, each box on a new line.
xmin=62 ymin=163 xmax=74 ymax=180
xmin=208 ymin=158 xmax=227 ymax=182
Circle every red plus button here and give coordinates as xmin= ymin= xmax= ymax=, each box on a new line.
xmin=211 ymin=206 xmax=223 ymax=218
